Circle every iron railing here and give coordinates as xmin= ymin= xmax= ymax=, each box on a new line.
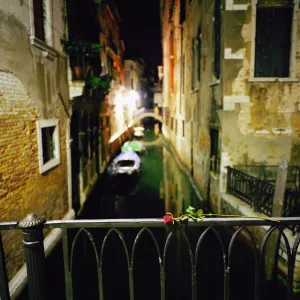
xmin=227 ymin=167 xmax=275 ymax=216
xmin=227 ymin=167 xmax=300 ymax=219
xmin=233 ymin=165 xmax=300 ymax=191
xmin=0 ymin=215 xmax=300 ymax=300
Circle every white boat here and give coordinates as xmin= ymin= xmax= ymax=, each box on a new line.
xmin=107 ymin=150 xmax=141 ymax=176
xmin=133 ymin=130 xmax=144 ymax=138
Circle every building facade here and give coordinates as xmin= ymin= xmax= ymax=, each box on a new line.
xmin=0 ymin=0 xmax=73 ymax=295
xmin=161 ymin=0 xmax=300 ymax=210
xmin=161 ymin=0 xmax=300 ymax=292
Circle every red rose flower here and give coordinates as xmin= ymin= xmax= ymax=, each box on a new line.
xmin=163 ymin=215 xmax=173 ymax=224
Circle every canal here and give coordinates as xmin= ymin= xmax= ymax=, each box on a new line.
xmin=18 ymin=122 xmax=285 ymax=300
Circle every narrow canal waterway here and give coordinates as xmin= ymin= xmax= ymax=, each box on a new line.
xmin=18 ymin=123 xmax=286 ymax=300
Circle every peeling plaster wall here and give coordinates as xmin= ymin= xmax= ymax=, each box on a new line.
xmin=162 ymin=0 xmax=300 ymax=210
xmin=222 ymin=1 xmax=300 ymax=169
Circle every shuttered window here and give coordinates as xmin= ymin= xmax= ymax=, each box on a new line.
xmin=255 ymin=3 xmax=293 ymax=77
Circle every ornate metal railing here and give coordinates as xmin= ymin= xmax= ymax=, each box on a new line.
xmin=233 ymin=165 xmax=300 ymax=190
xmin=227 ymin=167 xmax=275 ymax=216
xmin=0 ymin=215 xmax=300 ymax=300
xmin=227 ymin=167 xmax=300 ymax=219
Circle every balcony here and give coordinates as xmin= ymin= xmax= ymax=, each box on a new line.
xmin=226 ymin=166 xmax=300 ymax=233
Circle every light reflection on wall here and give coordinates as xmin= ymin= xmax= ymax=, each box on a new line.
xmin=109 ymin=87 xmax=140 ymax=143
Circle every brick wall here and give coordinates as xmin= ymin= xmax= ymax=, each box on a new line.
xmin=0 ymin=69 xmax=68 ymax=279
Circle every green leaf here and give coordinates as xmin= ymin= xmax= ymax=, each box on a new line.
xmin=186 ymin=206 xmax=195 ymax=215
xmin=196 ymin=209 xmax=203 ymax=218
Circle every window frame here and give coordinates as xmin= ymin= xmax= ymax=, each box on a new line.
xmin=29 ymin=0 xmax=57 ymax=59
xmin=213 ymin=0 xmax=221 ymax=79
xmin=249 ymin=0 xmax=299 ymax=82
xmin=37 ymin=119 xmax=61 ymax=174
xmin=210 ymin=128 xmax=219 ymax=174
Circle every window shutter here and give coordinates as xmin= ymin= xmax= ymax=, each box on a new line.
xmin=255 ymin=6 xmax=292 ymax=77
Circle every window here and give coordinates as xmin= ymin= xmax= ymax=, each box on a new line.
xmin=181 ymin=55 xmax=185 ymax=95
xmin=213 ymin=0 xmax=221 ymax=79
xmin=175 ymin=119 xmax=178 ymax=135
xmin=169 ymin=31 xmax=175 ymax=92
xmin=210 ymin=128 xmax=219 ymax=173
xmin=182 ymin=120 xmax=185 ymax=137
xmin=191 ymin=34 xmax=201 ymax=90
xmin=180 ymin=0 xmax=186 ymax=24
xmin=131 ymin=78 xmax=134 ymax=90
xmin=197 ymin=35 xmax=201 ymax=83
xmin=37 ymin=119 xmax=60 ymax=173
xmin=254 ymin=0 xmax=294 ymax=78
xmin=33 ymin=0 xmax=45 ymax=41
xmin=191 ymin=38 xmax=195 ymax=90
xmin=170 ymin=117 xmax=174 ymax=130
xmin=180 ymin=55 xmax=185 ymax=113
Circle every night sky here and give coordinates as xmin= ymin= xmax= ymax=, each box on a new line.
xmin=114 ymin=0 xmax=162 ymax=72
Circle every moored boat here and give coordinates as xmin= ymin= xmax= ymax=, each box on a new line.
xmin=121 ymin=140 xmax=145 ymax=153
xmin=107 ymin=150 xmax=141 ymax=176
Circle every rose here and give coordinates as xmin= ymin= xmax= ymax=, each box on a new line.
xmin=163 ymin=215 xmax=173 ymax=224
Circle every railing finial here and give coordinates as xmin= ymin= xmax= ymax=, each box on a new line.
xmin=18 ymin=214 xmax=46 ymax=229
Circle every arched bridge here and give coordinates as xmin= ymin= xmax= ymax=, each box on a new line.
xmin=133 ymin=108 xmax=163 ymax=124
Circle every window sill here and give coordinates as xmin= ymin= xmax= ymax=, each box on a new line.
xmin=209 ymin=79 xmax=220 ymax=87
xmin=190 ymin=88 xmax=200 ymax=94
xmin=39 ymin=158 xmax=61 ymax=174
xmin=30 ymin=36 xmax=57 ymax=60
xmin=248 ymin=77 xmax=299 ymax=83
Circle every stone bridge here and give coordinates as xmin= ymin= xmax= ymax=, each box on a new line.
xmin=132 ymin=108 xmax=163 ymax=125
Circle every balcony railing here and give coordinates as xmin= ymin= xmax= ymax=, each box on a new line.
xmin=227 ymin=167 xmax=300 ymax=221
xmin=0 ymin=215 xmax=300 ymax=300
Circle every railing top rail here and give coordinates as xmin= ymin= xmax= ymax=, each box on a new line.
xmin=1 ymin=218 xmax=300 ymax=231
xmin=42 ymin=217 xmax=300 ymax=228
xmin=0 ymin=221 xmax=18 ymax=230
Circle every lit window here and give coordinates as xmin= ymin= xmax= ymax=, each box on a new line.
xmin=37 ymin=119 xmax=61 ymax=173
xmin=254 ymin=0 xmax=294 ymax=77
